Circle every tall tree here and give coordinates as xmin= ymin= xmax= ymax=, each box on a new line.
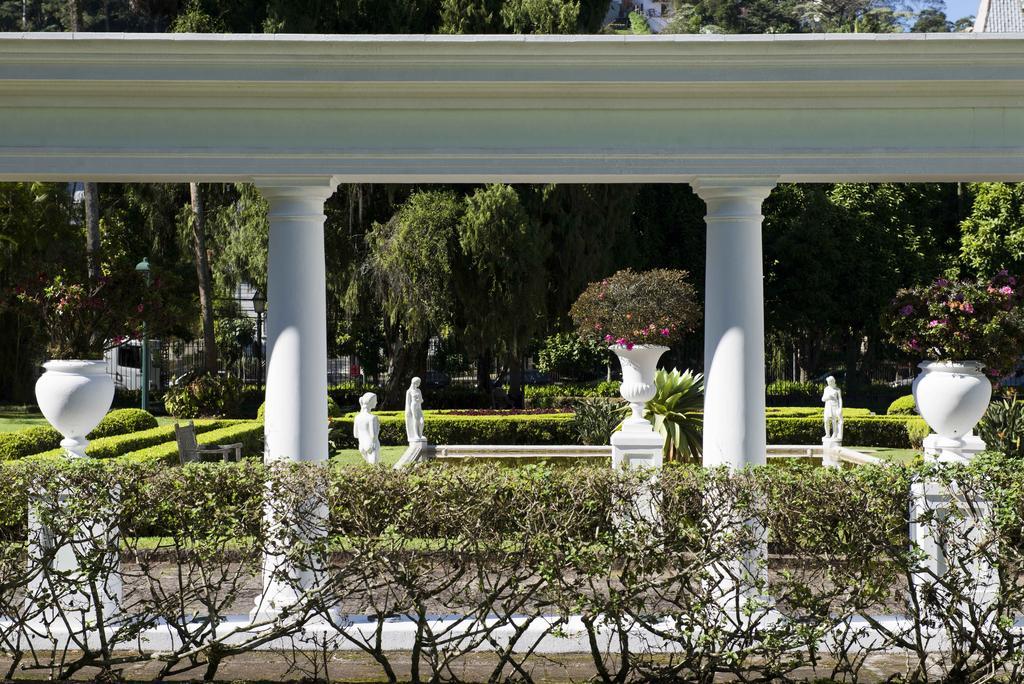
xmin=187 ymin=182 xmax=218 ymax=374
xmin=959 ymin=183 xmax=1024 ymax=276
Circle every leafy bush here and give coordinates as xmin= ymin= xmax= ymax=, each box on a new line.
xmin=978 ymin=399 xmax=1024 ymax=458
xmin=535 ymin=332 xmax=608 ymax=380
xmin=765 ymin=380 xmax=821 ymax=406
xmin=29 ymin=420 xmax=229 ymax=460
xmin=0 ymin=409 xmax=158 ymax=461
xmin=883 ymin=271 xmax=1024 ymax=375
xmin=332 ymin=412 xmax=576 ymax=448
xmin=570 ymin=398 xmax=623 ymax=446
xmin=90 ymin=408 xmax=158 ymax=438
xmin=0 ymin=458 xmax=1021 ymax=682
xmin=524 ymin=381 xmax=620 ymax=409
xmin=766 ymin=415 xmax=921 ymax=447
xmin=887 ymin=394 xmax=917 ymax=415
xmin=639 ymin=368 xmax=703 ymax=462
xmin=571 ymin=268 xmax=701 ymax=346
xmin=164 ymin=372 xmax=242 ymax=418
xmin=120 ymin=421 xmax=265 ymax=465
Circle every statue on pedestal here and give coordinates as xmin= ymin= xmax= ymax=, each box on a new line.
xmin=405 ymin=377 xmax=425 ymax=443
xmin=353 ymin=392 xmax=380 ymax=465
xmin=822 ymin=376 xmax=843 ymax=442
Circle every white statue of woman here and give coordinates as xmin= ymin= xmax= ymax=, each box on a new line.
xmin=353 ymin=392 xmax=380 ymax=465
xmin=405 ymin=377 xmax=425 ymax=443
xmin=822 ymin=376 xmax=843 ymax=441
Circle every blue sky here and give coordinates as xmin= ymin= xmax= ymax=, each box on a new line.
xmin=944 ymin=0 xmax=979 ymax=21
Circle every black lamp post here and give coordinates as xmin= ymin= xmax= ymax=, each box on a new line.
xmin=135 ymin=257 xmax=151 ymax=412
xmin=253 ymin=289 xmax=266 ymax=394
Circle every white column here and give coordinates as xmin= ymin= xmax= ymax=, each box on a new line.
xmin=260 ymin=179 xmax=336 ymax=464
xmin=694 ymin=178 xmax=775 ymax=469
xmin=253 ymin=179 xmax=336 ymax=622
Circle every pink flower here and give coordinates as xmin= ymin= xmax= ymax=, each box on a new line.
xmin=660 ymin=328 xmax=670 ymax=336
xmin=615 ymin=337 xmax=627 ymax=346
xmin=1000 ymin=286 xmax=1014 ymax=295
xmin=962 ymin=302 xmax=974 ymax=314
xmin=594 ymin=323 xmax=602 ymax=331
xmin=928 ymin=319 xmax=940 ymax=328
xmin=899 ymin=304 xmax=914 ymax=316
xmin=604 ymin=334 xmax=613 ymax=343
xmin=626 ymin=343 xmax=634 ymax=350
xmin=909 ymin=338 xmax=920 ymax=350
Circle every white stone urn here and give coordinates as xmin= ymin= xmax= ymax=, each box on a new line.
xmin=912 ymin=361 xmax=991 ymax=442
xmin=34 ymin=360 xmax=114 ymax=459
xmin=611 ymin=344 xmax=668 ymax=431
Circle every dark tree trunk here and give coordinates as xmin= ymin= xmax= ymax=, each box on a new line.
xmin=189 ymin=182 xmax=219 ymax=375
xmin=382 ymin=333 xmax=427 ymax=409
xmin=476 ymin=350 xmax=493 ymax=393
xmin=83 ymin=182 xmax=101 ymax=281
xmin=506 ymin=353 xmax=524 ymax=409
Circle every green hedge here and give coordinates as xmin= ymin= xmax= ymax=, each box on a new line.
xmin=766 ymin=415 xmax=926 ymax=448
xmin=332 ymin=411 xmax=576 ymax=448
xmin=0 ymin=409 xmax=158 ymax=461
xmin=120 ymin=421 xmax=265 ymax=465
xmin=29 ymin=420 xmax=229 ymax=461
xmin=524 ymin=381 xmax=620 ymax=409
xmin=764 ymin=407 xmax=873 ymax=418
xmin=887 ymin=395 xmax=916 ymax=415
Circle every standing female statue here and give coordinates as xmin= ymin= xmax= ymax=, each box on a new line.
xmin=821 ymin=376 xmax=843 ymax=441
xmin=354 ymin=392 xmax=381 ymax=465
xmin=405 ymin=377 xmax=425 ymax=443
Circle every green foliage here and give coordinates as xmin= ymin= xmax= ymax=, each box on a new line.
xmin=640 ymin=368 xmax=704 ymax=462
xmin=0 ymin=409 xmax=157 ymax=461
xmin=119 ymin=421 xmax=265 ymax=465
xmin=906 ymin=417 xmax=931 ymax=450
xmin=524 ymin=381 xmax=620 ymax=408
xmin=30 ymin=420 xmax=230 ymax=461
xmin=887 ymin=394 xmax=917 ymax=415
xmin=535 ymin=332 xmax=608 ymax=380
xmin=164 ymin=372 xmax=243 ymax=418
xmin=570 ymin=398 xmax=623 ymax=446
xmin=766 ymin=380 xmax=822 ymax=405
xmin=571 ymin=268 xmax=701 ymax=346
xmin=960 ymin=183 xmax=1024 ymax=277
xmin=883 ymin=272 xmax=1024 ymax=374
xmin=628 ymin=10 xmax=651 ymax=33
xmin=332 ymin=411 xmax=576 ymax=448
xmin=978 ymin=399 xmax=1024 ymax=459
xmin=766 ymin=415 xmax=922 ymax=448
xmin=258 ymin=397 xmax=341 ymax=421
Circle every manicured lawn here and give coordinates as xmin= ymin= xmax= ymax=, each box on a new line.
xmin=332 ymin=445 xmax=406 ymax=467
xmin=0 ymin=411 xmax=46 ymax=432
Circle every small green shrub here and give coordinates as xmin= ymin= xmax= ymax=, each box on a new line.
xmin=906 ymin=417 xmax=930 ymax=450
xmin=766 ymin=415 xmax=920 ymax=448
xmin=571 ymin=398 xmax=623 ymax=446
xmin=91 ymin=409 xmax=158 ymax=438
xmin=887 ymin=395 xmax=917 ymax=415
xmin=164 ymin=372 xmax=242 ymax=418
xmin=536 ymin=332 xmax=608 ymax=380
xmin=978 ymin=399 xmax=1024 ymax=458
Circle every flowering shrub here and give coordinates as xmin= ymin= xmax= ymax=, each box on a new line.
xmin=4 ymin=269 xmax=166 ymax=359
xmin=570 ymin=268 xmax=700 ymax=348
xmin=883 ymin=271 xmax=1024 ymax=375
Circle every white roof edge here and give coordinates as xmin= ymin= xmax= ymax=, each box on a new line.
xmin=975 ymin=0 xmax=992 ymax=31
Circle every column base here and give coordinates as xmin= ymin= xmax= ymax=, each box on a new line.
xmin=611 ymin=427 xmax=663 ymax=471
xmin=821 ymin=437 xmax=842 ymax=468
xmin=395 ymin=439 xmax=433 ymax=469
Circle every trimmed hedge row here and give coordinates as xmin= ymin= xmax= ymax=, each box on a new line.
xmin=766 ymin=415 xmax=927 ymax=448
xmin=120 ymin=421 xmax=265 ymax=465
xmin=764 ymin=407 xmax=873 ymax=418
xmin=0 ymin=409 xmax=158 ymax=461
xmin=28 ymin=419 xmax=229 ymax=461
xmin=331 ymin=410 xmax=923 ymax=449
xmin=332 ymin=411 xmax=576 ymax=448
xmin=887 ymin=394 xmax=916 ymax=415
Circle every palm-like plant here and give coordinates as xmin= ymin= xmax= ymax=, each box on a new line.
xmin=620 ymin=368 xmax=704 ymax=463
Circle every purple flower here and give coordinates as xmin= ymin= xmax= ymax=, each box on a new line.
xmin=1010 ymin=276 xmax=1018 ymax=286
xmin=899 ymin=304 xmax=914 ymax=316
xmin=999 ymin=269 xmax=1009 ymax=276
xmin=935 ymin=278 xmax=949 ymax=287
xmin=909 ymin=338 xmax=920 ymax=351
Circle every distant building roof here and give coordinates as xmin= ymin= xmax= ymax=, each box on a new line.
xmin=975 ymin=0 xmax=1024 ymax=32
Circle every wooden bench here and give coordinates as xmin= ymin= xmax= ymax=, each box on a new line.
xmin=174 ymin=422 xmax=243 ymax=465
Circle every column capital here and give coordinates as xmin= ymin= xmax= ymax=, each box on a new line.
xmin=252 ymin=176 xmax=337 ymax=203
xmin=692 ymin=176 xmax=777 ymax=204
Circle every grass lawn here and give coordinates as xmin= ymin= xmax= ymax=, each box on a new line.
xmin=332 ymin=445 xmax=406 ymax=467
xmin=0 ymin=411 xmax=46 ymax=432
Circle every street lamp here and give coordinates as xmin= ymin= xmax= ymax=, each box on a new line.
xmin=253 ymin=289 xmax=266 ymax=394
xmin=135 ymin=257 xmax=152 ymax=412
